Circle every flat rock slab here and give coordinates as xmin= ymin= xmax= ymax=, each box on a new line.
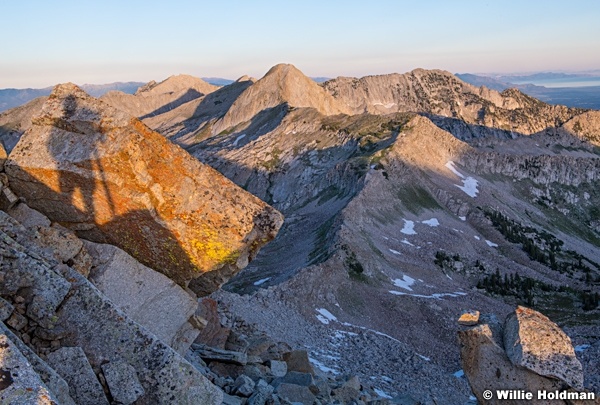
xmin=54 ymin=265 xmax=224 ymax=404
xmin=504 ymin=306 xmax=584 ymax=390
xmin=6 ymin=83 xmax=283 ymax=295
xmin=46 ymin=346 xmax=110 ymax=405
xmin=193 ymin=343 xmax=248 ymax=365
xmin=458 ymin=310 xmax=480 ymax=326
xmin=86 ymin=240 xmax=198 ymax=349
xmin=0 ymin=334 xmax=57 ymax=405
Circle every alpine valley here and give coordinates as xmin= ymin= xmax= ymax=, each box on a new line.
xmin=0 ymin=64 xmax=598 ymax=404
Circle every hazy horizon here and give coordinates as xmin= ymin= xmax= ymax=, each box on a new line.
xmin=2 ymin=0 xmax=599 ymax=88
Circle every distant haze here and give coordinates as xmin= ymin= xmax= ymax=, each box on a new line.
xmin=2 ymin=0 xmax=599 ymax=88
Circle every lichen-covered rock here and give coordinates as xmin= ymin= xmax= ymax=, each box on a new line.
xmin=0 ymin=334 xmax=57 ymax=405
xmin=459 ymin=319 xmax=566 ymax=404
xmin=54 ymin=265 xmax=224 ymax=404
xmin=5 ymin=83 xmax=283 ymax=295
xmin=101 ymin=361 xmax=145 ymax=405
xmin=46 ymin=346 xmax=110 ymax=405
xmin=504 ymin=306 xmax=584 ymax=390
xmin=0 ymin=323 xmax=75 ymax=405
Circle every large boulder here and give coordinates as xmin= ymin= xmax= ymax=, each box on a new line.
xmin=459 ymin=316 xmax=565 ymax=404
xmin=504 ymin=306 xmax=584 ymax=390
xmin=5 ymin=83 xmax=283 ymax=295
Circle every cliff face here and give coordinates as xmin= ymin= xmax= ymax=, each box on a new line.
xmin=5 ymin=83 xmax=283 ymax=295
xmin=322 ymin=69 xmax=584 ymax=136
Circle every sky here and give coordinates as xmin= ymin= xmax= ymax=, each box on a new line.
xmin=2 ymin=0 xmax=600 ymax=88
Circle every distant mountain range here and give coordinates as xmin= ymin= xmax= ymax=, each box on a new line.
xmin=457 ymin=73 xmax=600 ymax=110
xmin=0 ymin=82 xmax=144 ymax=112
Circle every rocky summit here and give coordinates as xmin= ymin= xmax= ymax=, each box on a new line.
xmin=0 ymin=64 xmax=599 ymax=404
xmin=4 ymin=83 xmax=283 ymax=295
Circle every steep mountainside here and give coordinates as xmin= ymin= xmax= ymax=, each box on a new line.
xmin=2 ymin=65 xmax=599 ymax=403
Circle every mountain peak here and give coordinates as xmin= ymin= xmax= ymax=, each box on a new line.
xmin=214 ymin=64 xmax=348 ymax=133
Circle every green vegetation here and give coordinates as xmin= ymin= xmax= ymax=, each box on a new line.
xmin=399 ymin=186 xmax=441 ymax=215
xmin=477 ymin=269 xmax=599 ymax=311
xmin=484 ymin=209 xmax=600 ymax=277
xmin=341 ymin=244 xmax=368 ymax=282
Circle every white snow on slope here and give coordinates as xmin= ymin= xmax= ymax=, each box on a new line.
xmin=401 ymin=239 xmax=414 ymax=246
xmin=232 ymin=133 xmax=246 ymax=146
xmin=485 ymin=240 xmax=498 ymax=247
xmin=401 ymin=220 xmax=417 ymax=235
xmin=392 ymin=275 xmax=415 ymax=291
xmin=474 ymin=235 xmax=480 ymax=240
xmin=309 ymin=357 xmax=340 ymax=375
xmin=389 ymin=291 xmax=467 ymax=300
xmin=374 ymin=388 xmax=393 ymax=398
xmin=575 ymin=344 xmax=590 ymax=353
xmin=457 ymin=177 xmax=479 ymax=197
xmin=316 ymin=308 xmax=337 ymax=325
xmin=253 ymin=277 xmax=271 ymax=286
xmin=445 ymin=161 xmax=464 ymax=178
xmin=421 ymin=218 xmax=439 ymax=227
xmin=389 ymin=249 xmax=401 ymax=255
xmin=446 ymin=161 xmax=479 ymax=197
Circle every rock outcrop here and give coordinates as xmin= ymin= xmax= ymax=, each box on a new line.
xmin=459 ymin=308 xmax=588 ymax=404
xmin=504 ymin=306 xmax=584 ymax=390
xmin=5 ymin=83 xmax=283 ymax=295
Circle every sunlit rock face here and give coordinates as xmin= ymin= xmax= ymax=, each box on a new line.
xmin=5 ymin=83 xmax=283 ymax=295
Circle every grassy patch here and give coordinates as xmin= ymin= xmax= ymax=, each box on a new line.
xmin=397 ymin=185 xmax=441 ymax=215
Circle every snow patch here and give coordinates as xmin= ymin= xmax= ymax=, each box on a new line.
xmin=374 ymin=388 xmax=393 ymax=399
xmin=316 ymin=308 xmax=337 ymax=325
xmin=417 ymin=354 xmax=431 ymax=361
xmin=456 ymin=177 xmax=479 ymax=197
xmin=253 ymin=277 xmax=271 ymax=286
xmin=453 ymin=369 xmax=465 ymax=378
xmin=392 ymin=275 xmax=415 ymax=291
xmin=421 ymin=218 xmax=439 ymax=227
xmin=459 ymin=216 xmax=466 ymax=221
xmin=575 ymin=344 xmax=590 ymax=353
xmin=232 ymin=133 xmax=246 ymax=146
xmin=309 ymin=357 xmax=340 ymax=375
xmin=401 ymin=220 xmax=417 ymax=235
xmin=474 ymin=235 xmax=480 ymax=240
xmin=389 ymin=249 xmax=401 ymax=255
xmin=445 ymin=161 xmax=464 ymax=178
xmin=401 ymin=239 xmax=414 ymax=246
xmin=389 ymin=291 xmax=467 ymax=300
xmin=485 ymin=240 xmax=498 ymax=247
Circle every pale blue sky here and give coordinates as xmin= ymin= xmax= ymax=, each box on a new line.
xmin=2 ymin=0 xmax=599 ymax=88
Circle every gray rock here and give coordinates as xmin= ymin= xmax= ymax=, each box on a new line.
xmin=248 ymin=379 xmax=275 ymax=405
xmin=53 ymin=265 xmax=224 ymax=404
xmin=0 ymin=322 xmax=76 ymax=405
xmin=282 ymin=350 xmax=314 ymax=375
xmin=46 ymin=346 xmax=110 ymax=405
xmin=234 ymin=374 xmax=256 ymax=397
xmin=6 ymin=311 xmax=27 ymax=330
xmin=268 ymin=360 xmax=288 ymax=378
xmin=222 ymin=392 xmax=246 ymax=405
xmin=504 ymin=306 xmax=584 ymax=390
xmin=6 ymin=202 xmax=51 ymax=228
xmin=193 ymin=343 xmax=248 ymax=365
xmin=86 ymin=241 xmax=199 ymax=351
xmin=0 ymin=297 xmax=13 ymax=321
xmin=276 ymin=383 xmax=316 ymax=405
xmin=274 ymin=371 xmax=314 ymax=387
xmin=0 ymin=333 xmax=58 ymax=405
xmin=102 ymin=361 xmax=145 ymax=405
xmin=459 ymin=322 xmax=565 ymax=404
